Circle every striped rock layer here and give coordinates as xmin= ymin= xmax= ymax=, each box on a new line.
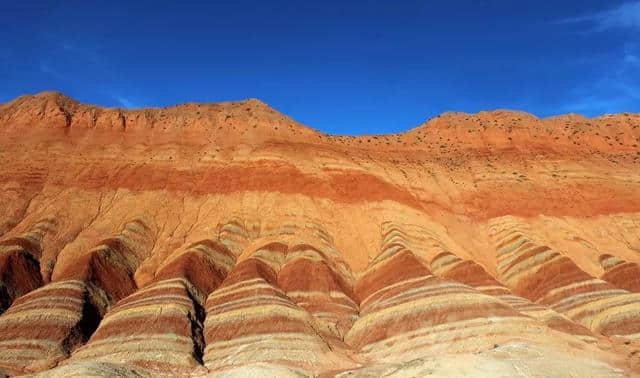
xmin=216 ymin=218 xmax=252 ymax=257
xmin=0 ymin=220 xmax=153 ymax=375
xmin=0 ymin=280 xmax=102 ymax=375
xmin=0 ymin=217 xmax=56 ymax=314
xmin=429 ymin=251 xmax=595 ymax=341
xmin=490 ymin=216 xmax=640 ymax=338
xmin=203 ymin=242 xmax=356 ymax=375
xmin=0 ymin=217 xmax=638 ymax=376
xmin=277 ymin=243 xmax=357 ymax=341
xmin=599 ymin=254 xmax=640 ymax=293
xmin=63 ymin=240 xmax=235 ymax=374
xmin=55 ymin=219 xmax=155 ymax=305
xmin=2 ymin=92 xmax=640 ymax=376
xmin=345 ymin=240 xmax=550 ymax=363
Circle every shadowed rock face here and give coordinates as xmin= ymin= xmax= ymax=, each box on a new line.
xmin=0 ymin=217 xmax=56 ymax=314
xmin=0 ymin=280 xmax=102 ymax=375
xmin=1 ymin=92 xmax=640 ymax=375
xmin=61 ymin=239 xmax=235 ymax=375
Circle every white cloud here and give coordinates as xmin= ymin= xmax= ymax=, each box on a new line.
xmin=559 ymin=1 xmax=640 ymax=31
xmin=597 ymin=1 xmax=640 ymax=30
xmin=557 ymin=2 xmax=640 ymax=116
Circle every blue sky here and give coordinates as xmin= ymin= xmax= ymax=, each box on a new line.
xmin=1 ymin=1 xmax=638 ymax=135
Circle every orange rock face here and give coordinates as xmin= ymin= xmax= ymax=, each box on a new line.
xmin=0 ymin=92 xmax=639 ymax=376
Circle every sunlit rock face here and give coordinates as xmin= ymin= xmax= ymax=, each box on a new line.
xmin=1 ymin=92 xmax=640 ymax=376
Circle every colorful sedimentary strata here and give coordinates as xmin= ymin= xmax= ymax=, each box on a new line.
xmin=0 ymin=217 xmax=56 ymax=313
xmin=216 ymin=218 xmax=252 ymax=256
xmin=0 ymin=280 xmax=102 ymax=375
xmin=0 ymin=220 xmax=152 ymax=375
xmin=490 ymin=216 xmax=640 ymax=338
xmin=55 ymin=219 xmax=155 ymax=305
xmin=203 ymin=242 xmax=353 ymax=375
xmin=599 ymin=254 xmax=640 ymax=293
xmin=1 ymin=93 xmax=640 ymax=375
xmin=278 ymin=243 xmax=358 ymax=340
xmin=62 ymin=239 xmax=235 ymax=374
xmin=345 ymin=231 xmax=548 ymax=363
xmin=429 ymin=250 xmax=595 ymax=341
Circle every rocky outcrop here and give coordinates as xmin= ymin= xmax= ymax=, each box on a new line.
xmin=0 ymin=217 xmax=56 ymax=313
xmin=203 ymin=242 xmax=356 ymax=375
xmin=0 ymin=220 xmax=154 ymax=375
xmin=429 ymin=250 xmax=595 ymax=341
xmin=278 ymin=243 xmax=358 ymax=341
xmin=599 ymin=254 xmax=640 ymax=293
xmin=490 ymin=217 xmax=640 ymax=338
xmin=0 ymin=92 xmax=639 ymax=375
xmin=55 ymin=219 xmax=154 ymax=305
xmin=343 ymin=225 xmax=601 ymax=367
xmin=0 ymin=280 xmax=102 ymax=375
xmin=62 ymin=239 xmax=234 ymax=374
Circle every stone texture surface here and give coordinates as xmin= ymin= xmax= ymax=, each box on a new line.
xmin=0 ymin=92 xmax=640 ymax=376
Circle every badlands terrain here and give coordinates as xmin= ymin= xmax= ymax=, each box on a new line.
xmin=0 ymin=91 xmax=640 ymax=376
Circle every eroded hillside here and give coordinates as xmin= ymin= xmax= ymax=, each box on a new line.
xmin=0 ymin=92 xmax=639 ymax=376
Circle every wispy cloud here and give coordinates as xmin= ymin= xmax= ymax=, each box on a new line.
xmin=560 ymin=96 xmax=621 ymax=115
xmin=596 ymin=1 xmax=640 ymax=30
xmin=624 ymin=41 xmax=640 ymax=65
xmin=116 ymin=96 xmax=139 ymax=108
xmin=561 ymin=51 xmax=640 ymax=115
xmin=559 ymin=1 xmax=640 ymax=31
xmin=36 ymin=37 xmax=145 ymax=108
xmin=557 ymin=2 xmax=640 ymax=116
xmin=39 ymin=61 xmax=66 ymax=81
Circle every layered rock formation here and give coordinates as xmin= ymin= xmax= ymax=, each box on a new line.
xmin=490 ymin=217 xmax=640 ymax=338
xmin=0 ymin=91 xmax=639 ymax=376
xmin=600 ymin=254 xmax=640 ymax=293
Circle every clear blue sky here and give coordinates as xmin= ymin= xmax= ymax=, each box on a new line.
xmin=1 ymin=1 xmax=638 ymax=135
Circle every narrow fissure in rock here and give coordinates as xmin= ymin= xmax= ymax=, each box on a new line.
xmin=186 ymin=288 xmax=206 ymax=364
xmin=60 ymin=290 xmax=103 ymax=355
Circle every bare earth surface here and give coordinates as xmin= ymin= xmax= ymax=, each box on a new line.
xmin=0 ymin=92 xmax=639 ymax=376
